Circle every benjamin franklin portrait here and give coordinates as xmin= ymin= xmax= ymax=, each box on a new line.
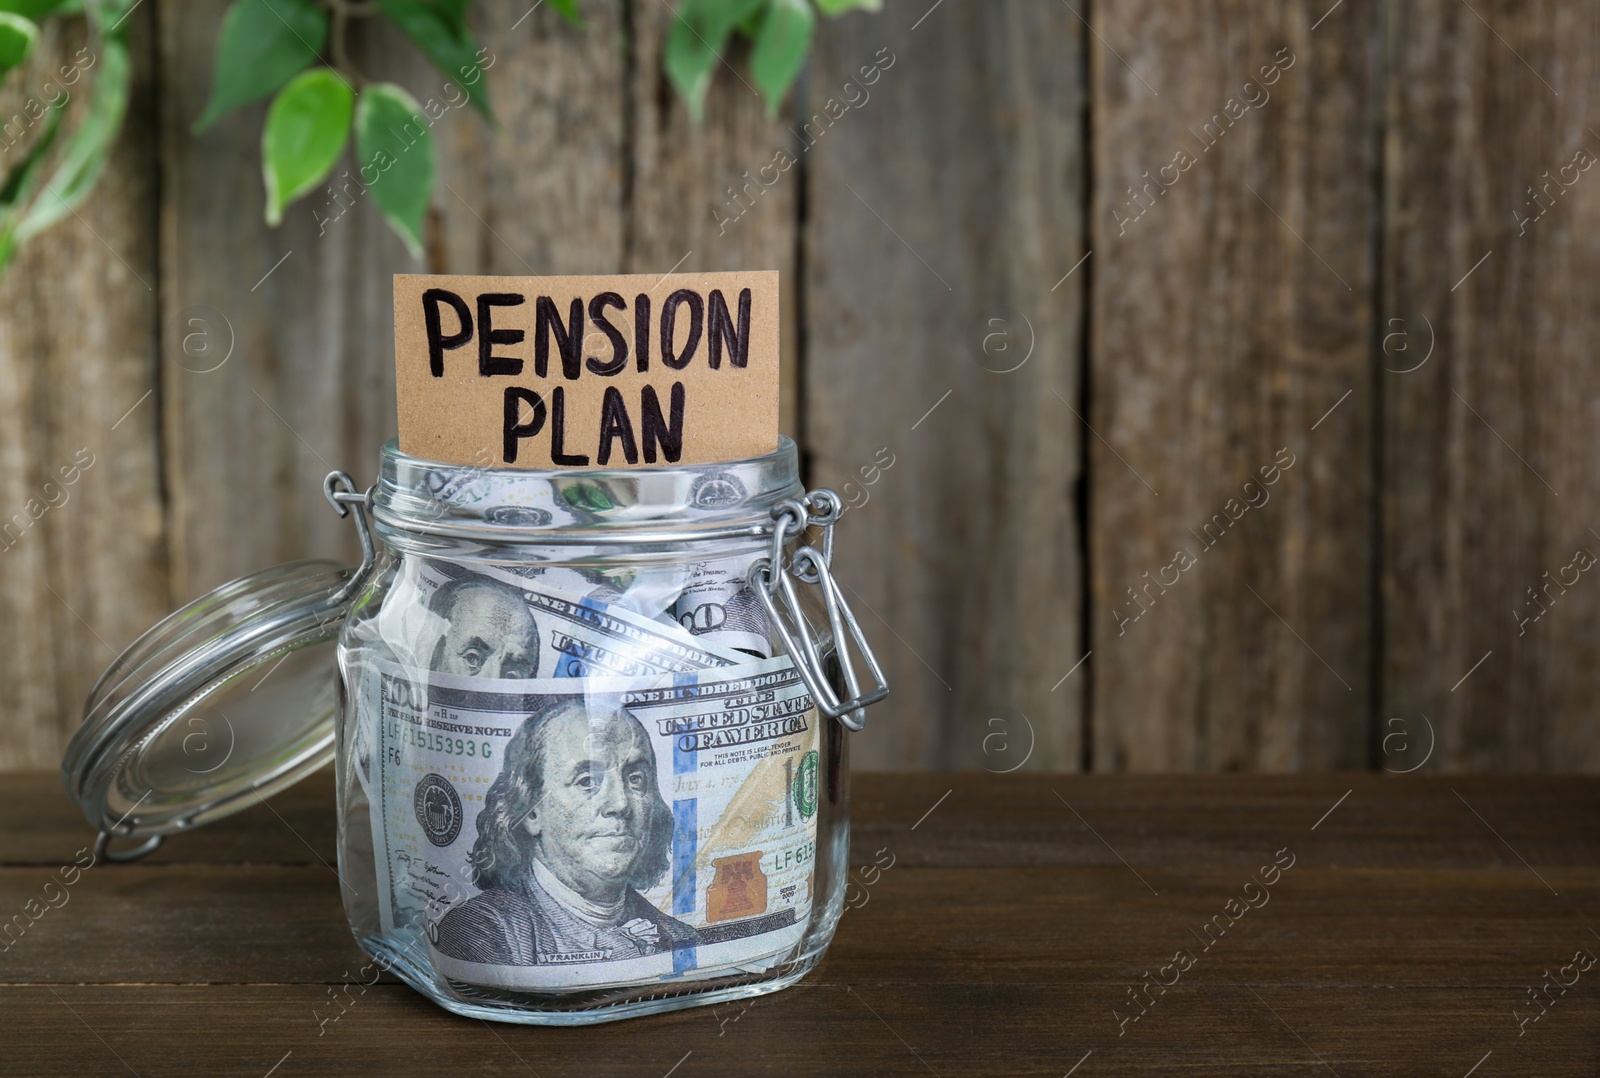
xmin=427 ymin=576 xmax=541 ymax=680
xmin=432 ymin=697 xmax=698 ymax=965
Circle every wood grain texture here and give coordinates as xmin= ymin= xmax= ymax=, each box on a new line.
xmin=804 ymin=1 xmax=1087 ymax=770
xmin=5 ymin=859 xmax=1597 ymax=988
xmin=6 ymin=984 xmax=1597 ymax=1077
xmin=10 ymin=770 xmax=1600 ymax=872
xmin=157 ymin=1 xmax=429 ymax=601
xmin=1381 ymin=2 xmax=1600 ymax=770
xmin=0 ymin=15 xmax=167 ymax=770
xmin=624 ymin=1 xmax=801 ymax=437
xmin=8 ymin=2 xmax=1600 ymax=777
xmin=3 ymin=773 xmax=1597 ymax=1076
xmin=0 ymin=771 xmax=338 ymax=865
xmin=1088 ymin=0 xmax=1377 ymax=770
xmin=428 ymin=0 xmax=627 ymax=278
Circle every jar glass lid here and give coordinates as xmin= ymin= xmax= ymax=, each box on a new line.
xmin=61 ymin=477 xmax=374 ymax=854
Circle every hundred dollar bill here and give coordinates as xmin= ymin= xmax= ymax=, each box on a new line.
xmin=352 ymin=556 xmax=744 ymax=801
xmin=398 ymin=556 xmax=749 ymax=681
xmin=668 ymin=554 xmax=773 ymax=658
xmin=367 ymin=654 xmax=821 ymax=991
xmin=503 ymin=561 xmax=689 ymax=624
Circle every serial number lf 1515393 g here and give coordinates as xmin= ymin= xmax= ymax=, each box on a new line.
xmin=386 ymin=719 xmax=495 ymax=762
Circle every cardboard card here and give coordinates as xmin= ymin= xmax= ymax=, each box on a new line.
xmin=394 ymin=271 xmax=780 ymax=469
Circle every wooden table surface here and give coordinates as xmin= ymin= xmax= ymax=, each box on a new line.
xmin=2 ymin=771 xmax=1597 ymax=1076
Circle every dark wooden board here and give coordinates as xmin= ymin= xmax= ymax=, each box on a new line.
xmin=5 ymin=982 xmax=1596 ymax=1076
xmin=8 ymin=771 xmax=1599 ymax=871
xmin=3 ymin=773 xmax=1596 ymax=1073
xmin=4 ymin=859 xmax=1597 ymax=990
xmin=4 ymin=774 xmax=1596 ymax=988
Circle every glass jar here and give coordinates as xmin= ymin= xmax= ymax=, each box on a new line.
xmin=61 ymin=436 xmax=887 ymax=1025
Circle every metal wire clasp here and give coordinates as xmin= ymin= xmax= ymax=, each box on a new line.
xmin=751 ymin=490 xmax=889 ymax=731
xmin=324 ymin=471 xmax=377 ymax=606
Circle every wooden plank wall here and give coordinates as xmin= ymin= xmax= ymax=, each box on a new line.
xmin=0 ymin=16 xmax=166 ymax=770
xmin=1 ymin=0 xmax=1595 ymax=774
xmin=1089 ymin=1 xmax=1376 ymax=770
xmin=1383 ymin=1 xmax=1600 ymax=771
xmin=806 ymin=1 xmax=1086 ymax=770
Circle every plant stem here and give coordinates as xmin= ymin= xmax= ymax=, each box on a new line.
xmin=324 ymin=0 xmax=371 ymax=86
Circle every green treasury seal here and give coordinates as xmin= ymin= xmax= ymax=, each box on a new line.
xmin=793 ymin=749 xmax=819 ymax=819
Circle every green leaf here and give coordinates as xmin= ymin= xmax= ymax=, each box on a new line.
xmin=261 ymin=67 xmax=353 ymax=226
xmin=665 ymin=0 xmax=768 ymax=119
xmin=664 ymin=13 xmax=716 ymax=120
xmin=0 ymin=218 xmax=20 ymax=270
xmin=0 ymin=0 xmax=129 ymax=275
xmin=377 ymin=0 xmax=493 ymax=122
xmin=433 ymin=0 xmax=470 ymax=32
xmin=0 ymin=0 xmax=69 ymax=19
xmin=354 ymin=82 xmax=433 ymax=259
xmin=0 ymin=12 xmax=37 ymax=73
xmin=88 ymin=0 xmax=136 ymax=29
xmin=813 ymin=0 xmax=877 ymax=13
xmin=194 ymin=0 xmax=327 ymax=133
xmin=749 ymin=0 xmax=811 ymax=115
xmin=547 ymin=0 xmax=581 ymax=26
xmin=15 ymin=32 xmax=129 ymax=242
xmin=704 ymin=0 xmax=769 ymax=35
xmin=0 ymin=93 xmax=62 ymax=209
xmin=735 ymin=5 xmax=765 ymax=36
xmin=0 ymin=95 xmax=64 ymax=272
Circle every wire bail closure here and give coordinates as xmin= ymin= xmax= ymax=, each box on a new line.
xmin=751 ymin=490 xmax=889 ymax=732
xmin=324 ymin=471 xmax=377 ymax=606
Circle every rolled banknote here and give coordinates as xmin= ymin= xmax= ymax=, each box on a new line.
xmin=414 ymin=455 xmax=762 ymax=533
xmin=668 ymin=554 xmax=774 ymax=658
xmin=578 ymin=563 xmax=691 ymax=623
xmin=353 ymin=555 xmax=741 ymax=801
xmin=401 ymin=557 xmax=748 ymax=681
xmin=418 ymin=458 xmax=580 ymax=529
xmin=367 ymin=654 xmax=821 ymax=991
